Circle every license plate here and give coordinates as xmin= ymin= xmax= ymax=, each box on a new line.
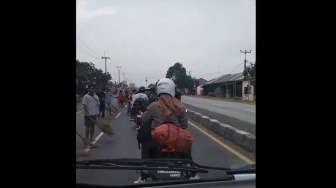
xmin=137 ymin=115 xmax=142 ymax=118
xmin=155 ymin=170 xmax=181 ymax=179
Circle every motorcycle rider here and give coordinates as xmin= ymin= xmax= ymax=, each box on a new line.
xmin=142 ymin=79 xmax=187 ymax=129
xmin=134 ymin=78 xmax=199 ymax=184
xmin=175 ymin=87 xmax=182 ymax=101
xmin=130 ymin=86 xmax=149 ymax=120
xmin=147 ymin=85 xmax=157 ymax=105
xmin=127 ymin=89 xmax=135 ymax=115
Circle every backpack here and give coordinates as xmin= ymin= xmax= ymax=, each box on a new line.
xmin=135 ymin=97 xmax=147 ymax=111
xmin=148 ymin=92 xmax=157 ymax=104
xmin=152 ymin=121 xmax=193 ymax=154
xmin=151 ymin=113 xmax=193 ymax=154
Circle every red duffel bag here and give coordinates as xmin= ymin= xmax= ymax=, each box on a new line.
xmin=151 ymin=123 xmax=194 ymax=154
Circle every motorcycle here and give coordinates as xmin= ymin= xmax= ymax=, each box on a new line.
xmin=130 ymin=110 xmax=143 ymax=129
xmin=148 ymin=146 xmax=195 ymax=181
xmin=130 ymin=100 xmax=147 ymax=129
xmin=136 ymin=123 xmax=196 ymax=182
xmin=134 ymin=110 xmax=145 ymax=128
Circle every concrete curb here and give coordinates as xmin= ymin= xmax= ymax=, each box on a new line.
xmin=187 ymin=109 xmax=255 ymax=156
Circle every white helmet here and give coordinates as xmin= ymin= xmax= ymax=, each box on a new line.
xmin=156 ymin=78 xmax=175 ymax=97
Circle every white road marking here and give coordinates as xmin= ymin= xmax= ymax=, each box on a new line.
xmin=84 ymin=132 xmax=104 ymax=152
xmin=115 ymin=112 xmax=121 ymax=118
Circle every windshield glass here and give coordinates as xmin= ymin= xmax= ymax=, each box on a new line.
xmin=76 ymin=0 xmax=256 ymax=186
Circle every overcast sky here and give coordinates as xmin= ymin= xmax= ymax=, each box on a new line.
xmin=76 ymin=0 xmax=255 ymax=87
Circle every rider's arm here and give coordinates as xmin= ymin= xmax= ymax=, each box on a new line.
xmin=178 ymin=107 xmax=188 ymax=129
xmin=132 ymin=95 xmax=138 ymax=104
xmin=141 ymin=103 xmax=154 ymax=123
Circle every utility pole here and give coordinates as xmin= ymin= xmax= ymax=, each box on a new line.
xmin=145 ymin=77 xmax=148 ymax=87
xmin=116 ymin=65 xmax=121 ymax=85
xmin=101 ymin=51 xmax=110 ymax=73
xmin=122 ymin=72 xmax=126 ymax=86
xmin=188 ymin=71 xmax=195 ymax=95
xmin=240 ymin=50 xmax=251 ymax=79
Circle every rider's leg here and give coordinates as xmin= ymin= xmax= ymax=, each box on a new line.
xmin=187 ymin=152 xmax=200 ymax=179
xmin=131 ymin=106 xmax=136 ymax=118
xmin=134 ymin=140 xmax=151 ymax=183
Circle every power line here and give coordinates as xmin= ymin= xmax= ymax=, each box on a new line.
xmin=77 ymin=47 xmax=101 ymax=60
xmin=194 ymin=63 xmax=245 ymax=78
xmin=229 ymin=62 xmax=244 ymax=74
xmin=76 ymin=43 xmax=101 ymax=59
xmin=77 ymin=37 xmax=102 ymax=57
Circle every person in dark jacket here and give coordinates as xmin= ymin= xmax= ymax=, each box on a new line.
xmin=175 ymin=88 xmax=182 ymax=101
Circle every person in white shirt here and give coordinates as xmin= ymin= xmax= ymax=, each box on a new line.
xmin=131 ymin=86 xmax=149 ymax=118
xmin=82 ymin=86 xmax=100 ymax=143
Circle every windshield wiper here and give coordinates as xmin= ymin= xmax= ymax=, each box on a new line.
xmin=76 ymin=158 xmax=237 ymax=174
xmin=77 ymin=158 xmax=208 ymax=173
xmin=226 ymin=164 xmax=256 ymax=175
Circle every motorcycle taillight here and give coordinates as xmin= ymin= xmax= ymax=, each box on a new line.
xmin=161 ymin=148 xmax=168 ymax=153
xmin=161 ymin=147 xmax=175 ymax=153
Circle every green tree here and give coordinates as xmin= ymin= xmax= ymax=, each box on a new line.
xmin=166 ymin=62 xmax=187 ymax=88
xmin=166 ymin=62 xmax=186 ymax=86
xmin=76 ymin=60 xmax=112 ymax=95
xmin=165 ymin=62 xmax=200 ymax=93
xmin=192 ymin=77 xmax=200 ymax=87
xmin=243 ymin=61 xmax=256 ymax=78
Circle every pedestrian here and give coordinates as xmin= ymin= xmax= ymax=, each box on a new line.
xmin=117 ymin=90 xmax=125 ymax=107
xmin=82 ymin=86 xmax=99 ymax=143
xmin=107 ymin=88 xmax=119 ymax=114
xmin=96 ymin=88 xmax=106 ymax=118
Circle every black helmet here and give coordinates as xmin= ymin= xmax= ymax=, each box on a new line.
xmin=149 ymin=85 xmax=156 ymax=92
xmin=138 ymin=86 xmax=145 ymax=93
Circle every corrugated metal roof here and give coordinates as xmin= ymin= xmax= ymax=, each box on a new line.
xmin=232 ymin=73 xmax=244 ymax=81
xmin=203 ymin=74 xmax=229 ymax=85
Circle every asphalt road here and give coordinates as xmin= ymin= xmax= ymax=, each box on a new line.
xmin=76 ymin=106 xmax=251 ymax=187
xmin=181 ymin=96 xmax=256 ymax=136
